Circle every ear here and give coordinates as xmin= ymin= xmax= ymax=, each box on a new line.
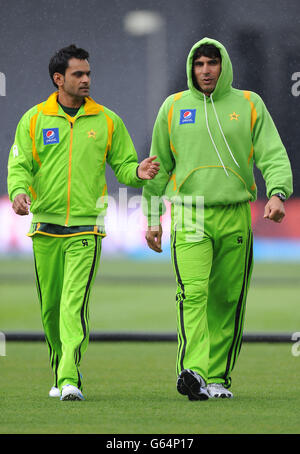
xmin=53 ymin=72 xmax=64 ymax=88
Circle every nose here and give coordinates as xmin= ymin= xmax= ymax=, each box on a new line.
xmin=202 ymin=63 xmax=210 ymax=74
xmin=81 ymin=74 xmax=90 ymax=84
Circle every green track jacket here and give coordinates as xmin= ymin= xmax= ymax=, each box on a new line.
xmin=7 ymin=92 xmax=144 ymax=230
xmin=143 ymin=37 xmax=293 ymax=226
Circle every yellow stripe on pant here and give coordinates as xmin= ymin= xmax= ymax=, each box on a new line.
xmin=32 ymin=233 xmax=101 ymax=391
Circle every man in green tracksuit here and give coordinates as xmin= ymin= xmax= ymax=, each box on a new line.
xmin=7 ymin=44 xmax=159 ymax=401
xmin=143 ymin=37 xmax=293 ymax=400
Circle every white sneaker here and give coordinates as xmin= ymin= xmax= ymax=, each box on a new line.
xmin=49 ymin=386 xmax=60 ymax=398
xmin=60 ymin=384 xmax=85 ymax=401
xmin=207 ymin=383 xmax=233 ymax=398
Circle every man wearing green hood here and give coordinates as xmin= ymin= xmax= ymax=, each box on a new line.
xmin=142 ymin=38 xmax=293 ymax=400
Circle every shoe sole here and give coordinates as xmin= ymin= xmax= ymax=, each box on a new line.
xmin=61 ymin=393 xmax=85 ymax=401
xmin=177 ymin=377 xmax=198 ymax=400
xmin=177 ymin=377 xmax=189 ymax=395
xmin=178 ymin=370 xmax=209 ymax=401
xmin=208 ymin=392 xmax=233 ymax=399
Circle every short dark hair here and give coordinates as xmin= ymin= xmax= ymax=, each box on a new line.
xmin=49 ymin=44 xmax=89 ymax=88
xmin=192 ymin=44 xmax=221 ymax=63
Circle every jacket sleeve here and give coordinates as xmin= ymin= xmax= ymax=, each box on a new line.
xmin=142 ymin=99 xmax=175 ymax=226
xmin=107 ymin=115 xmax=145 ymax=188
xmin=7 ymin=111 xmax=33 ymax=202
xmin=252 ymin=94 xmax=293 ymax=199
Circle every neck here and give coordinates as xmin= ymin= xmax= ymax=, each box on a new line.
xmin=202 ymin=89 xmax=213 ymax=97
xmin=57 ymin=91 xmax=84 ymax=108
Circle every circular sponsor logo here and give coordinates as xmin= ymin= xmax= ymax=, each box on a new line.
xmin=46 ymin=130 xmax=55 ymax=138
xmin=183 ymin=111 xmax=192 ymax=119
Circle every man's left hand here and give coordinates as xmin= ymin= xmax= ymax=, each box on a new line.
xmin=137 ymin=156 xmax=160 ymax=180
xmin=264 ymin=196 xmax=285 ymax=223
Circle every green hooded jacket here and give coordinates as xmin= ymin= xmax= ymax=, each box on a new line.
xmin=142 ymin=37 xmax=293 ymax=225
xmin=7 ymin=92 xmax=144 ymax=232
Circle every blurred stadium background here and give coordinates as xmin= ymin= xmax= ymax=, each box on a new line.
xmin=0 ymin=0 xmax=300 ymax=339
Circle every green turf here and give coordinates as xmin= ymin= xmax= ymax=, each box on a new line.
xmin=0 ymin=342 xmax=299 ymax=434
xmin=0 ymin=257 xmax=299 ymax=332
xmin=1 ymin=258 xmax=300 ymax=434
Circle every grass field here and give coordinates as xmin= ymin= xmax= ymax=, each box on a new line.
xmin=1 ymin=343 xmax=300 ymax=434
xmin=1 ymin=256 xmax=300 ymax=333
xmin=0 ymin=256 xmax=300 ymax=434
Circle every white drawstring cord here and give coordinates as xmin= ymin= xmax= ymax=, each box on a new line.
xmin=203 ymin=95 xmax=229 ymax=176
xmin=210 ymin=94 xmax=240 ymax=168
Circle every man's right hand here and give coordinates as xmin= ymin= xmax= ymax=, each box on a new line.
xmin=12 ymin=193 xmax=31 ymax=215
xmin=145 ymin=224 xmax=163 ymax=253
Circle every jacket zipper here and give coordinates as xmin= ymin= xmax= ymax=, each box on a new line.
xmin=65 ymin=121 xmax=74 ymax=226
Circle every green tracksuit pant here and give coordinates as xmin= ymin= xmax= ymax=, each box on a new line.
xmin=170 ymin=201 xmax=253 ymax=388
xmin=32 ymin=233 xmax=102 ymax=391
